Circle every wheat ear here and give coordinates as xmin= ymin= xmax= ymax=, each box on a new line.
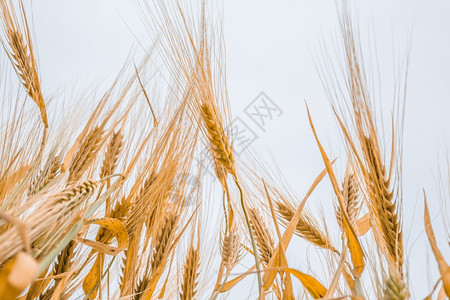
xmin=180 ymin=245 xmax=200 ymax=300
xmin=277 ymin=201 xmax=337 ymax=253
xmin=100 ymin=130 xmax=124 ymax=179
xmin=200 ymin=104 xmax=235 ymax=177
xmin=336 ymin=171 xmax=361 ymax=230
xmin=68 ymin=126 xmax=104 ymax=182
xmin=382 ymin=272 xmax=409 ymax=300
xmin=363 ymin=136 xmax=403 ymax=271
xmin=28 ymin=155 xmax=60 ymax=195
xmin=249 ymin=208 xmax=274 ymax=265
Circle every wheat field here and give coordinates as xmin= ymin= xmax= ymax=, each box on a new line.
xmin=0 ymin=0 xmax=448 ymax=299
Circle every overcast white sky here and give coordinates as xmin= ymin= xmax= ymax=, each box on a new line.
xmin=28 ymin=0 xmax=450 ymax=298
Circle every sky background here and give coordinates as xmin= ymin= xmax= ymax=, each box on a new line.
xmin=25 ymin=0 xmax=450 ymax=298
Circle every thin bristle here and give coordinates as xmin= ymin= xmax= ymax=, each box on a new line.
xmin=133 ymin=276 xmax=150 ymax=300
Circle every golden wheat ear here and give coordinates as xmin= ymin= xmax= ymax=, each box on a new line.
xmin=200 ymin=103 xmax=236 ymax=178
xmin=0 ymin=0 xmax=47 ymax=127
xmin=317 ymin=1 xmax=406 ymax=277
xmin=249 ymin=208 xmax=274 ymax=266
xmin=180 ymin=242 xmax=200 ymax=300
xmin=276 ymin=200 xmax=337 ymax=253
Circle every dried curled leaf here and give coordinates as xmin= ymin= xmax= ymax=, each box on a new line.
xmin=78 ymin=218 xmax=129 ymax=255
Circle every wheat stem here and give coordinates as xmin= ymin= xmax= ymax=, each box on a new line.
xmin=234 ymin=177 xmax=262 ymax=296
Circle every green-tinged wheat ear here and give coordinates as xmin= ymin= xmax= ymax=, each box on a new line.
xmin=277 ymin=201 xmax=338 ymax=253
xmin=200 ymin=104 xmax=235 ymax=177
xmin=68 ymin=126 xmax=104 ymax=182
xmin=363 ymin=136 xmax=403 ymax=271
xmin=28 ymin=155 xmax=61 ymax=195
xmin=180 ymin=245 xmax=200 ymax=300
xmin=100 ymin=130 xmax=124 ymax=179
xmin=249 ymin=208 xmax=274 ymax=265
xmin=382 ymin=272 xmax=409 ymax=300
xmin=336 ymin=172 xmax=360 ymax=230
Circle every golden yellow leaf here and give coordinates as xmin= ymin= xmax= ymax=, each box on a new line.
xmin=215 ymin=266 xmax=255 ymax=292
xmin=307 ymin=106 xmax=365 ymax=278
xmin=0 ymin=252 xmax=38 ymax=300
xmin=424 ymin=192 xmax=450 ymax=298
xmin=281 ymin=267 xmax=327 ymax=299
xmin=78 ymin=218 xmax=128 ymax=255
xmin=262 ymin=164 xmax=331 ymax=290
xmin=82 ymin=255 xmax=102 ymax=299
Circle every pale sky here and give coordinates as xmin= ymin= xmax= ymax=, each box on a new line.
xmin=27 ymin=0 xmax=450 ymax=298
